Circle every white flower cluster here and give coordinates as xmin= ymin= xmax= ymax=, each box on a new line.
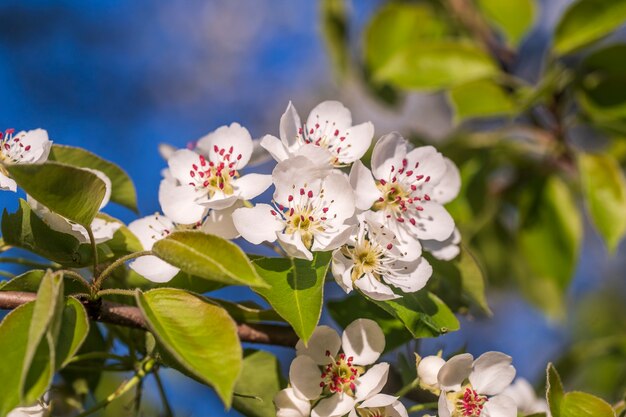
xmin=416 ymin=352 xmax=549 ymax=417
xmin=276 ymin=319 xmax=408 ymax=417
xmin=230 ymin=101 xmax=461 ymax=300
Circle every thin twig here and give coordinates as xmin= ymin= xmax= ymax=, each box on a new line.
xmin=92 ymin=251 xmax=153 ymax=293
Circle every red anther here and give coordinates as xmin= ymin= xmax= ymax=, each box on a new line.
xmin=5 ymin=128 xmax=14 ymax=135
xmin=298 ymin=128 xmax=303 ymax=134
xmin=402 ymin=158 xmax=408 ymax=166
xmin=334 ymin=129 xmax=339 ymax=136
xmin=350 ymin=383 xmax=356 ymax=391
xmin=379 ymin=179 xmax=386 ymax=186
xmin=397 ymin=217 xmax=405 ymax=222
xmin=321 ymin=217 xmax=327 ymax=221
xmin=315 ymin=123 xmax=320 ymax=129
xmin=288 ymin=195 xmax=294 ymax=202
xmin=219 ymin=182 xmax=225 ymax=190
xmin=289 ymin=208 xmax=294 ymax=216
xmin=229 ymin=146 xmax=233 ymax=153
xmin=300 ymin=188 xmax=305 ymax=195
xmin=322 ymin=207 xmax=329 ymax=213
xmin=411 ymin=184 xmax=417 ymax=191
xmin=409 ymin=218 xmax=416 ymax=226
xmin=417 ymin=206 xmax=424 ymax=211
xmin=405 ymin=170 xmax=413 ymax=176
xmin=416 ymin=175 xmax=424 ymax=180
xmin=308 ymin=190 xmax=313 ymax=198
xmin=190 ymin=171 xmax=196 ymax=177
xmin=319 ymin=382 xmax=325 ymax=387
xmin=386 ymin=243 xmax=393 ymax=250
xmin=424 ymin=194 xmax=431 ymax=201
xmin=309 ymin=128 xmax=314 ymax=134
xmin=340 ymin=136 xmax=345 ymax=141
xmin=219 ymin=148 xmax=225 ymax=156
xmin=203 ymin=180 xmax=210 ymax=187
xmin=390 ymin=165 xmax=395 ymax=172
xmin=300 ymin=215 xmax=305 ymax=221
xmin=425 ymin=176 xmax=430 ymax=182
xmin=213 ymin=145 xmax=219 ymax=153
xmin=308 ymin=216 xmax=314 ymax=221
xmin=270 ymin=210 xmax=277 ymax=216
xmin=237 ymin=154 xmax=242 ymax=160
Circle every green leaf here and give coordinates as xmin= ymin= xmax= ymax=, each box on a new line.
xmin=60 ymin=325 xmax=107 ymax=393
xmin=365 ymin=3 xmax=448 ymax=72
xmin=578 ymin=153 xmax=626 ymax=252
xmin=55 ymin=297 xmax=90 ymax=369
xmin=477 ymin=0 xmax=535 ymax=45
xmin=327 ymin=294 xmax=412 ymax=352
xmin=370 ymin=291 xmax=460 ymax=338
xmin=448 ymin=79 xmax=517 ymax=123
xmin=3 ymin=161 xmax=107 ymax=227
xmin=252 ymin=252 xmax=331 ymax=344
xmin=2 ymin=199 xmax=85 ymax=266
xmin=48 ymin=144 xmax=138 ymax=212
xmin=232 ymin=350 xmax=285 ymax=417
xmin=560 ymin=391 xmax=616 ymax=417
xmin=0 ymin=302 xmax=36 ymax=416
xmin=518 ymin=176 xmax=582 ymax=315
xmin=577 ymin=44 xmax=626 ymax=121
xmin=321 ymin=0 xmax=349 ymax=78
xmin=0 ymin=269 xmax=91 ymax=296
xmin=136 ymin=288 xmax=242 ymax=407
xmin=375 ymin=41 xmax=498 ymax=91
xmin=547 ymin=363 xmax=564 ymax=417
xmin=151 ymin=231 xmax=268 ymax=288
xmin=429 ymin=246 xmax=491 ymax=315
xmin=553 ymin=0 xmax=626 ymax=55
xmin=21 ymin=270 xmax=64 ymax=402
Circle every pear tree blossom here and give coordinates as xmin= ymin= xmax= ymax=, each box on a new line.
xmin=331 ymin=212 xmax=432 ymax=300
xmin=159 ymin=123 xmax=272 ymax=225
xmin=0 ymin=128 xmax=52 ymax=192
xmin=417 ymin=355 xmax=447 ymax=393
xmin=349 ymin=132 xmax=457 ymax=253
xmin=233 ymin=155 xmax=356 ymax=260
xmin=437 ymin=352 xmax=517 ymax=417
xmin=261 ymin=101 xmax=374 ymax=167
xmin=277 ymin=319 xmax=389 ymax=417
xmin=349 ymin=394 xmax=409 ymax=417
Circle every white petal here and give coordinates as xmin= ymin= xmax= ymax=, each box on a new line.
xmin=339 ymin=122 xmax=374 ymax=164
xmin=469 ymin=352 xmax=516 ymax=396
xmin=272 ymin=156 xmax=329 ymax=205
xmin=158 ymin=143 xmax=177 ymax=161
xmin=277 ymin=231 xmax=313 ymax=261
xmin=168 ymin=149 xmax=203 ymax=184
xmin=421 ymin=228 xmax=461 ymax=261
xmin=89 ymin=217 xmax=122 ymax=244
xmin=234 ymin=173 xmax=273 ymax=200
xmin=331 ymin=249 xmax=355 ymax=294
xmin=438 ymin=353 xmax=473 ymax=392
xmin=196 ymin=122 xmax=253 ymax=167
xmin=7 ymin=403 xmax=48 ymax=417
xmin=19 ymin=128 xmax=52 ymax=163
xmin=158 ymin=180 xmax=207 ymax=225
xmin=385 ymin=257 xmax=432 ymax=294
xmin=128 ymin=214 xmax=176 ymax=250
xmin=483 ymin=394 xmax=517 ymax=417
xmin=349 ymin=161 xmax=379 ymax=211
xmin=411 ymin=202 xmax=455 ymax=241
xmin=289 ymin=355 xmax=323 ymax=400
xmin=320 ymin=173 xmax=356 ymax=224
xmin=418 ymin=356 xmax=446 ymax=387
xmin=359 ymin=393 xmax=398 ymax=408
xmin=280 ymin=101 xmax=303 ymax=150
xmin=405 ymin=146 xmax=447 ymax=188
xmin=371 ymin=132 xmax=408 ymax=180
xmin=311 ymin=393 xmax=355 ymax=417
xmin=388 ymin=401 xmax=410 ymax=417
xmin=438 ymin=393 xmax=452 ymax=417
xmin=294 ymin=144 xmax=334 ymax=167
xmin=232 ymin=204 xmax=282 ymax=245
xmin=354 ymin=362 xmax=390 ymax=402
xmin=201 ymin=194 xmax=239 ymax=210
xmin=201 ymin=203 xmax=241 ymax=240
xmin=249 ymin=137 xmax=274 ymax=166
xmin=311 ymin=223 xmax=356 ymax=252
xmin=296 ymin=325 xmax=341 ymax=364
xmin=432 ymin=158 xmax=461 ymax=204
xmin=0 ymin=172 xmax=17 ymax=192
xmin=130 ymin=255 xmax=179 ymax=283
xmin=275 ymin=388 xmax=311 ymax=417
xmin=260 ymin=134 xmax=290 ymax=162
xmin=306 ymin=101 xmax=352 ymax=133
xmin=354 ymin=274 xmax=399 ymax=301
xmin=342 ymin=319 xmax=385 ymax=366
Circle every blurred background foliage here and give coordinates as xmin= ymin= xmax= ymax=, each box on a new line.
xmin=2 ymin=0 xmax=626 ymax=414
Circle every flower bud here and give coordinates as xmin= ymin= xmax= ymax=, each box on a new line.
xmin=417 ymin=355 xmax=446 ymax=388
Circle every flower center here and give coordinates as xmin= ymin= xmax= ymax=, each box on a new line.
xmin=319 ymin=351 xmax=362 ymax=395
xmin=453 ymin=387 xmax=488 ymax=417
xmin=0 ymin=129 xmax=31 ymax=166
xmin=271 ymin=186 xmax=334 ymax=249
xmin=342 ymin=238 xmax=394 ymax=283
xmin=357 ymin=409 xmax=387 ymax=417
xmin=187 ymin=146 xmax=242 ymax=197
xmin=372 ymin=158 xmax=431 ymax=226
xmin=298 ymin=123 xmax=351 ymax=166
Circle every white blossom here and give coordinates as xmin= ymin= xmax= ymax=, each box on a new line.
xmin=349 ymin=132 xmax=456 ymax=250
xmin=0 ymin=129 xmax=52 ymax=192
xmin=159 ymin=123 xmax=272 ymax=225
xmin=421 ymin=228 xmax=461 ymax=262
xmin=261 ymin=101 xmax=374 ymax=167
xmin=233 ymin=155 xmax=355 ymax=260
xmin=7 ymin=403 xmax=48 ymax=417
xmin=278 ymin=319 xmax=388 ymax=417
xmin=331 ymin=212 xmax=432 ymax=301
xmin=502 ymin=378 xmax=550 ymax=415
xmin=437 ymin=352 xmax=517 ymax=417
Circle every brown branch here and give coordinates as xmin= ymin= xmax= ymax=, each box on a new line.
xmin=0 ymin=291 xmax=298 ymax=347
xmin=445 ymin=0 xmax=516 ymax=69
